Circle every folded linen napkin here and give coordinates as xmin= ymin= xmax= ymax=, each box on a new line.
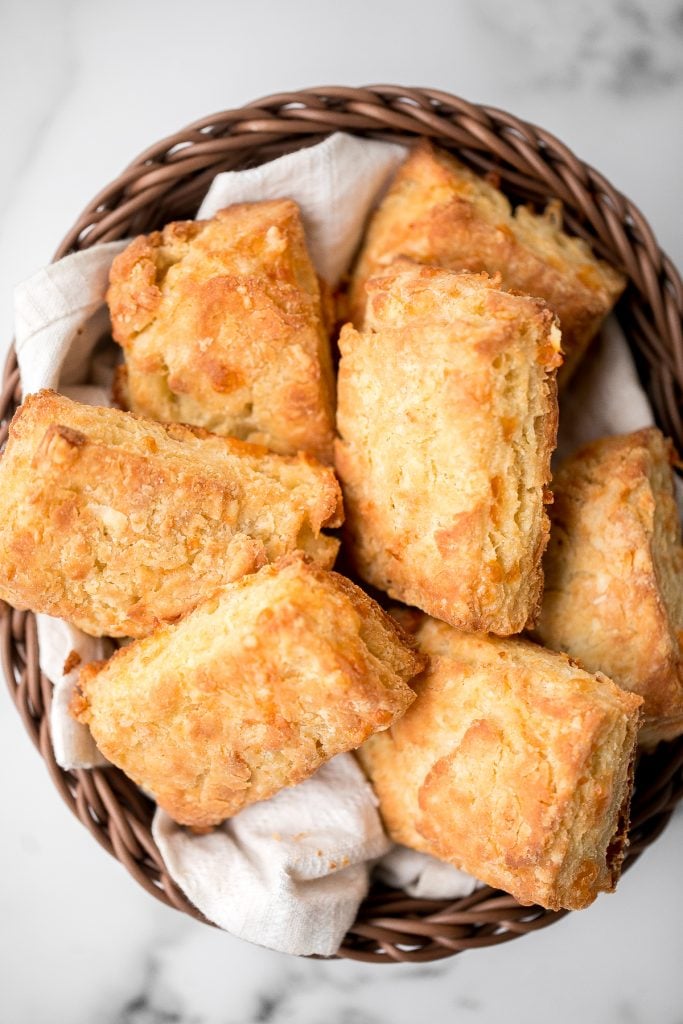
xmin=13 ymin=132 xmax=669 ymax=955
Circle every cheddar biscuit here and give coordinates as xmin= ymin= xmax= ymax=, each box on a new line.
xmin=535 ymin=428 xmax=683 ymax=746
xmin=71 ymin=555 xmax=424 ymax=830
xmin=108 ymin=200 xmax=335 ymax=462
xmin=335 ymin=263 xmax=561 ymax=635
xmin=358 ymin=614 xmax=642 ymax=911
xmin=0 ymin=391 xmax=342 ymax=637
xmin=350 ymin=141 xmax=625 ymax=382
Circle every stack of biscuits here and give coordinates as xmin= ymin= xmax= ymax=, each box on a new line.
xmin=1 ymin=143 xmax=681 ymax=912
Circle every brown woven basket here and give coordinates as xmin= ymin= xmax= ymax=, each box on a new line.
xmin=3 ymin=86 xmax=683 ymax=964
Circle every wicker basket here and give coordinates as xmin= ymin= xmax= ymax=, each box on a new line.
xmin=3 ymin=86 xmax=683 ymax=964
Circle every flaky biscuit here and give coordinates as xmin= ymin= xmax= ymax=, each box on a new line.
xmin=349 ymin=141 xmax=625 ymax=382
xmin=0 ymin=391 xmax=342 ymax=637
xmin=71 ymin=555 xmax=424 ymax=829
xmin=358 ymin=614 xmax=642 ymax=911
xmin=535 ymin=428 xmax=683 ymax=746
xmin=335 ymin=263 xmax=561 ymax=635
xmin=108 ymin=200 xmax=335 ymax=463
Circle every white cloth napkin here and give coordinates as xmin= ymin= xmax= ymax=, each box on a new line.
xmin=198 ymin=132 xmax=406 ymax=287
xmin=15 ymin=243 xmax=128 ymax=396
xmin=14 ymin=133 xmax=480 ymax=957
xmin=153 ymin=755 xmax=390 ymax=958
xmin=12 ymin=132 xmax=671 ymax=956
xmin=555 ymin=316 xmax=657 ymax=460
xmin=376 ymin=844 xmax=482 ymax=900
xmin=38 ymin=615 xmax=112 ymax=770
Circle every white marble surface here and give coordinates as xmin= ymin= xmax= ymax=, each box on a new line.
xmin=1 ymin=0 xmax=682 ymax=1021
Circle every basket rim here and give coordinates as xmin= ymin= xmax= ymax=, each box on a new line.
xmin=2 ymin=83 xmax=683 ymax=964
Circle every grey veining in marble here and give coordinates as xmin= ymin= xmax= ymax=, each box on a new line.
xmin=1 ymin=1 xmax=682 ymax=1022
xmin=473 ymin=0 xmax=683 ymax=93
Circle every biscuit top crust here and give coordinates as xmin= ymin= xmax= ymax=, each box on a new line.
xmin=363 ymin=261 xmax=563 ymax=366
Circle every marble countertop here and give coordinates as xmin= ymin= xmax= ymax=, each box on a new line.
xmin=1 ymin=1 xmax=682 ymax=1021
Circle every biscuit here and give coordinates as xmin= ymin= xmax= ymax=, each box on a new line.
xmin=350 ymin=141 xmax=625 ymax=382
xmin=108 ymin=200 xmax=335 ymax=463
xmin=535 ymin=428 xmax=683 ymax=746
xmin=335 ymin=263 xmax=561 ymax=635
xmin=0 ymin=391 xmax=342 ymax=637
xmin=358 ymin=613 xmax=642 ymax=911
xmin=71 ymin=555 xmax=424 ymax=829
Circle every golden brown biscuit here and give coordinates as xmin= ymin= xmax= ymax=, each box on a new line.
xmin=358 ymin=614 xmax=642 ymax=911
xmin=71 ymin=555 xmax=424 ymax=829
xmin=534 ymin=428 xmax=683 ymax=747
xmin=335 ymin=263 xmax=561 ymax=635
xmin=0 ymin=391 xmax=342 ymax=638
xmin=108 ymin=200 xmax=335 ymax=463
xmin=349 ymin=141 xmax=625 ymax=382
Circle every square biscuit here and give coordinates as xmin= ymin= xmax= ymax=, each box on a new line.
xmin=349 ymin=141 xmax=625 ymax=383
xmin=358 ymin=614 xmax=642 ymax=911
xmin=335 ymin=263 xmax=561 ymax=635
xmin=71 ymin=555 xmax=425 ymax=830
xmin=0 ymin=391 xmax=342 ymax=637
xmin=108 ymin=200 xmax=336 ymax=463
xmin=535 ymin=428 xmax=683 ymax=746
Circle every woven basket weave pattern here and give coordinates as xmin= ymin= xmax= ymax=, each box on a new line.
xmin=2 ymin=86 xmax=683 ymax=963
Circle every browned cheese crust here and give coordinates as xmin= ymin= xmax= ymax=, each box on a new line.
xmin=107 ymin=200 xmax=336 ymax=463
xmin=349 ymin=141 xmax=625 ymax=383
xmin=71 ymin=555 xmax=425 ymax=829
xmin=0 ymin=391 xmax=342 ymax=637
xmin=535 ymin=428 xmax=683 ymax=747
xmin=358 ymin=614 xmax=642 ymax=911
xmin=335 ymin=263 xmax=561 ymax=635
